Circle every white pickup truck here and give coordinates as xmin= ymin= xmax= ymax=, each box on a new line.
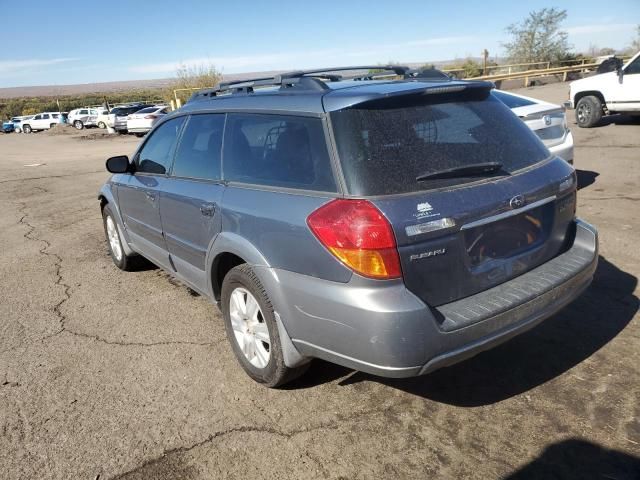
xmin=569 ymin=51 xmax=640 ymax=127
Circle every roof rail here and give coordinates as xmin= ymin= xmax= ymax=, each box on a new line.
xmin=187 ymin=65 xmax=411 ymax=102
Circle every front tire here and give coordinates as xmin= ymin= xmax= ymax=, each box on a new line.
xmin=97 ymin=121 xmax=106 ymax=129
xmin=74 ymin=120 xmax=84 ymax=130
xmin=576 ymin=95 xmax=603 ymax=128
xmin=221 ymin=264 xmax=308 ymax=387
xmin=102 ymin=204 xmax=135 ymax=271
xmin=15 ymin=127 xmax=21 ymax=133
xmin=23 ymin=125 xmax=32 ymax=134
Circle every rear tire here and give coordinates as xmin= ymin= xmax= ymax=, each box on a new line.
xmin=102 ymin=204 xmax=136 ymax=271
xmin=576 ymin=95 xmax=603 ymax=128
xmin=98 ymin=121 xmax=106 ymax=129
xmin=135 ymin=132 xmax=145 ymax=138
xmin=74 ymin=120 xmax=84 ymax=130
xmin=49 ymin=123 xmax=56 ymax=129
xmin=221 ymin=264 xmax=309 ymax=387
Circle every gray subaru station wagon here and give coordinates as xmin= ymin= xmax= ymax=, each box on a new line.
xmin=99 ymin=66 xmax=598 ymax=387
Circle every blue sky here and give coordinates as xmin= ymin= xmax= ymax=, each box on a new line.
xmin=1 ymin=0 xmax=638 ymax=87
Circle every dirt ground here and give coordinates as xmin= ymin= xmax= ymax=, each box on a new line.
xmin=1 ymin=83 xmax=639 ymax=480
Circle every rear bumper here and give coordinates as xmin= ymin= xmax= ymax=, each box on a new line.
xmin=549 ymin=131 xmax=574 ymax=164
xmin=268 ymin=219 xmax=598 ymax=378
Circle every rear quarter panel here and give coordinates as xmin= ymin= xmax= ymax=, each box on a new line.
xmin=219 ymin=186 xmax=351 ymax=282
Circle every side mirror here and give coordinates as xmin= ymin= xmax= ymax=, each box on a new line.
xmin=106 ymin=155 xmax=132 ymax=174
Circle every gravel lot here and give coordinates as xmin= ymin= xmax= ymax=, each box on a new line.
xmin=1 ymin=83 xmax=639 ymax=479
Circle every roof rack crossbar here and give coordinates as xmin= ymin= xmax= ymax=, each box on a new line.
xmin=187 ymin=65 xmax=414 ymax=102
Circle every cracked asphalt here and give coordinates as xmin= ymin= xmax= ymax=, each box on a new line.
xmin=1 ymin=83 xmax=639 ymax=479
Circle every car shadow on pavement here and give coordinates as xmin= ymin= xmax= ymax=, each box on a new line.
xmin=576 ymin=169 xmax=599 ymax=190
xmin=334 ymin=256 xmax=638 ymax=405
xmin=503 ymin=438 xmax=640 ymax=480
xmin=598 ymin=113 xmax=640 ymax=127
xmin=127 ymin=255 xmax=159 ymax=272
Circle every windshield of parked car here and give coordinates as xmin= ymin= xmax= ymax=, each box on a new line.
xmin=491 ymin=90 xmax=537 ymax=108
xmin=330 ymin=90 xmax=550 ymax=195
xmin=135 ymin=107 xmax=158 ymax=114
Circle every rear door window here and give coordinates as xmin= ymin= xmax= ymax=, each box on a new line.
xmin=330 ymin=90 xmax=550 ymax=196
xmin=172 ymin=114 xmax=224 ymax=180
xmin=223 ymin=114 xmax=336 ymax=192
xmin=135 ymin=117 xmax=186 ymax=174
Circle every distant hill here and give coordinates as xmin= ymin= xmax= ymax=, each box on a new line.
xmin=0 ymin=78 xmax=175 ymax=99
xmin=0 ymin=62 xmax=473 ymax=99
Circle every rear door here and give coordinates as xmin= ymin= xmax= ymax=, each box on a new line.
xmin=159 ymin=113 xmax=226 ymax=291
xmin=330 ymin=88 xmax=577 ymax=307
xmin=38 ymin=114 xmax=51 ymax=129
xmin=116 ymin=116 xmax=186 ymax=268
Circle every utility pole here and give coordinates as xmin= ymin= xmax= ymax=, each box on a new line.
xmin=482 ymin=49 xmax=489 ymax=75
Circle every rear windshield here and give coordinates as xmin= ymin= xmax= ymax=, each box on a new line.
xmin=135 ymin=107 xmax=158 ymax=114
xmin=331 ymin=90 xmax=549 ymax=196
xmin=492 ymin=90 xmax=536 ymax=108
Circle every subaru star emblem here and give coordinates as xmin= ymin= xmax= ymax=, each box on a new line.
xmin=543 ymin=114 xmax=552 ymax=126
xmin=510 ymin=195 xmax=525 ymax=209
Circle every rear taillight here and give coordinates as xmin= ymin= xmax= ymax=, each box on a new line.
xmin=144 ymin=115 xmax=157 ymax=119
xmin=307 ymin=199 xmax=401 ymax=279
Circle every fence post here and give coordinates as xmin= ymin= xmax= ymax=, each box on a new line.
xmin=562 ymin=71 xmax=568 ymax=82
xmin=176 ymin=98 xmax=182 ymax=109
xmin=524 ymin=76 xmax=528 ymax=87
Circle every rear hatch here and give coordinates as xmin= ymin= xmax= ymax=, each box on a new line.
xmin=330 ymin=83 xmax=577 ymax=306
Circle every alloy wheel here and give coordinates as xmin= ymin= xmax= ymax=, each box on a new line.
xmin=106 ymin=216 xmax=123 ymax=262
xmin=577 ymin=103 xmax=591 ymax=124
xmin=229 ymin=287 xmax=271 ymax=368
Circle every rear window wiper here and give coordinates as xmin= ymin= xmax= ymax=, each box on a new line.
xmin=416 ymin=162 xmax=503 ymax=181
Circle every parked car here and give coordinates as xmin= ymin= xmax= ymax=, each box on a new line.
xmin=68 ymin=108 xmax=99 ymax=130
xmin=12 ymin=115 xmax=32 ymax=133
xmin=493 ymin=90 xmax=574 ymax=164
xmin=21 ymin=112 xmax=62 ymax=133
xmin=2 ymin=120 xmax=15 ymax=133
xmin=99 ymin=66 xmax=598 ymax=387
xmin=95 ymin=107 xmax=114 ymax=129
xmin=10 ymin=116 xmax=24 ymax=133
xmin=112 ymin=104 xmax=150 ymax=134
xmin=126 ymin=105 xmax=169 ymax=136
xmin=569 ymin=50 xmax=640 ymax=127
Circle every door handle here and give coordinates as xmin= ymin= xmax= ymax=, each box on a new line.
xmin=200 ymin=203 xmax=216 ymax=217
xmin=145 ymin=192 xmax=157 ymax=202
